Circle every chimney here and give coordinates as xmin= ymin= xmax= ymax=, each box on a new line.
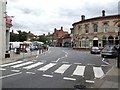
xmin=81 ymin=15 xmax=85 ymax=21
xmin=48 ymin=32 xmax=50 ymax=35
xmin=54 ymin=28 xmax=57 ymax=33
xmin=43 ymin=34 xmax=45 ymax=36
xmin=61 ymin=27 xmax=63 ymax=30
xmin=102 ymin=10 xmax=105 ymax=16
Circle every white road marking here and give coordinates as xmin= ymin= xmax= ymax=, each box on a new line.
xmin=0 ymin=72 xmax=22 ymax=79
xmin=52 ymin=50 xmax=68 ymax=62
xmin=85 ymin=80 xmax=95 ymax=83
xmin=11 ymin=61 xmax=33 ymax=68
xmin=26 ymin=72 xmax=35 ymax=74
xmin=93 ymin=67 xmax=104 ymax=78
xmin=23 ymin=62 xmax=43 ymax=70
xmin=54 ymin=64 xmax=71 ymax=74
xmin=0 ymin=68 xmax=6 ymax=71
xmin=87 ymin=63 xmax=95 ymax=66
xmin=102 ymin=58 xmax=110 ymax=65
xmin=38 ymin=63 xmax=56 ymax=72
xmin=11 ymin=70 xmax=20 ymax=72
xmin=0 ymin=61 xmax=23 ymax=67
xmin=101 ymin=64 xmax=109 ymax=67
xmin=74 ymin=63 xmax=82 ymax=65
xmin=43 ymin=74 xmax=53 ymax=78
xmin=72 ymin=65 xmax=85 ymax=76
xmin=62 ymin=62 xmax=69 ymax=64
xmin=63 ymin=77 xmax=76 ymax=81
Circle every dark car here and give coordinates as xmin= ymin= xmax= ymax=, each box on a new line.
xmin=90 ymin=47 xmax=101 ymax=54
xmin=101 ymin=45 xmax=118 ymax=58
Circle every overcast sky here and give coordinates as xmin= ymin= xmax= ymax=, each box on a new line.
xmin=6 ymin=0 xmax=119 ymax=35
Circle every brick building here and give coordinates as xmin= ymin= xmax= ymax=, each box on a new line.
xmin=71 ymin=10 xmax=120 ymax=49
xmin=52 ymin=27 xmax=65 ymax=46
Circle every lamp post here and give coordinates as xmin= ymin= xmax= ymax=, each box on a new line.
xmin=115 ymin=21 xmax=120 ymax=68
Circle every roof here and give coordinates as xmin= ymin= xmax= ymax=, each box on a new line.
xmin=72 ymin=15 xmax=120 ymax=26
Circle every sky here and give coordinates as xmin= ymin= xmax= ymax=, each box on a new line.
xmin=6 ymin=0 xmax=120 ymax=35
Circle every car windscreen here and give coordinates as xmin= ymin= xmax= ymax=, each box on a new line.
xmin=92 ymin=47 xmax=99 ymax=49
xmin=103 ymin=46 xmax=114 ymax=51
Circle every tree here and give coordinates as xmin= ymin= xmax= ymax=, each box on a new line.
xmin=37 ymin=35 xmax=48 ymax=43
xmin=10 ymin=30 xmax=28 ymax=42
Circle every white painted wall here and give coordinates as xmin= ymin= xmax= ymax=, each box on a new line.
xmin=0 ymin=1 xmax=6 ymax=60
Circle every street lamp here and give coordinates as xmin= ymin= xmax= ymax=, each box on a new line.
xmin=115 ymin=21 xmax=120 ymax=68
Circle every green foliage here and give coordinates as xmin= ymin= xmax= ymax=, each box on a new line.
xmin=10 ymin=30 xmax=28 ymax=42
xmin=37 ymin=36 xmax=48 ymax=43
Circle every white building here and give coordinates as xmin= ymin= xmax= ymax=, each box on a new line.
xmin=0 ymin=0 xmax=12 ymax=60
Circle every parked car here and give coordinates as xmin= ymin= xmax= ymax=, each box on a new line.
xmin=90 ymin=47 xmax=101 ymax=54
xmin=101 ymin=45 xmax=118 ymax=58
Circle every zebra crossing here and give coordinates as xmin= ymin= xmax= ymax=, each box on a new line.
xmin=0 ymin=60 xmax=106 ymax=80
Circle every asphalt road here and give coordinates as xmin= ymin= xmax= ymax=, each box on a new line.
xmin=0 ymin=47 xmax=117 ymax=88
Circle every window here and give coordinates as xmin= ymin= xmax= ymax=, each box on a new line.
xmin=85 ymin=25 xmax=89 ymax=33
xmin=93 ymin=24 xmax=98 ymax=32
xmin=78 ymin=25 xmax=82 ymax=34
xmin=103 ymin=23 xmax=109 ymax=32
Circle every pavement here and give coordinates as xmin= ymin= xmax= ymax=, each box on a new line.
xmin=90 ymin=62 xmax=120 ymax=89
xmin=0 ymin=48 xmax=120 ymax=89
xmin=0 ymin=49 xmax=47 ymax=65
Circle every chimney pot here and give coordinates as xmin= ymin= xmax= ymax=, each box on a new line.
xmin=81 ymin=15 xmax=85 ymax=21
xmin=102 ymin=10 xmax=105 ymax=16
xmin=54 ymin=28 xmax=57 ymax=32
xmin=61 ymin=27 xmax=63 ymax=30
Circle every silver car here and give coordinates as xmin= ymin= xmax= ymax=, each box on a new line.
xmin=90 ymin=47 xmax=101 ymax=54
xmin=101 ymin=45 xmax=118 ymax=58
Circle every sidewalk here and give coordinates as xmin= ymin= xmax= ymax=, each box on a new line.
xmin=0 ymin=49 xmax=47 ymax=64
xmin=90 ymin=64 xmax=120 ymax=89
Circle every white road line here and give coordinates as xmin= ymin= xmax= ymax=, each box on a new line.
xmin=11 ymin=61 xmax=33 ymax=68
xmin=63 ymin=77 xmax=76 ymax=81
xmin=0 ymin=72 xmax=22 ymax=79
xmin=74 ymin=63 xmax=82 ymax=65
xmin=62 ymin=62 xmax=69 ymax=64
xmin=23 ymin=62 xmax=43 ymax=70
xmin=93 ymin=67 xmax=104 ymax=79
xmin=11 ymin=70 xmax=20 ymax=72
xmin=102 ymin=58 xmax=110 ymax=65
xmin=54 ymin=64 xmax=71 ymax=74
xmin=52 ymin=50 xmax=68 ymax=62
xmin=0 ymin=61 xmax=23 ymax=67
xmin=72 ymin=65 xmax=85 ymax=77
xmin=87 ymin=63 xmax=95 ymax=66
xmin=85 ymin=80 xmax=95 ymax=83
xmin=38 ymin=63 xmax=56 ymax=72
xmin=0 ymin=68 xmax=6 ymax=71
xmin=43 ymin=74 xmax=53 ymax=78
xmin=101 ymin=64 xmax=109 ymax=67
xmin=26 ymin=72 xmax=35 ymax=74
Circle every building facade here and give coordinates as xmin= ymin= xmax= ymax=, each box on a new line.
xmin=0 ymin=1 xmax=7 ymax=60
xmin=71 ymin=10 xmax=120 ymax=49
xmin=52 ymin=27 xmax=65 ymax=46
xmin=62 ymin=34 xmax=71 ymax=47
xmin=0 ymin=0 xmax=12 ymax=60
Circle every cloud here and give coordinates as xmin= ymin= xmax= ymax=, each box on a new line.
xmin=6 ymin=0 xmax=119 ymax=35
